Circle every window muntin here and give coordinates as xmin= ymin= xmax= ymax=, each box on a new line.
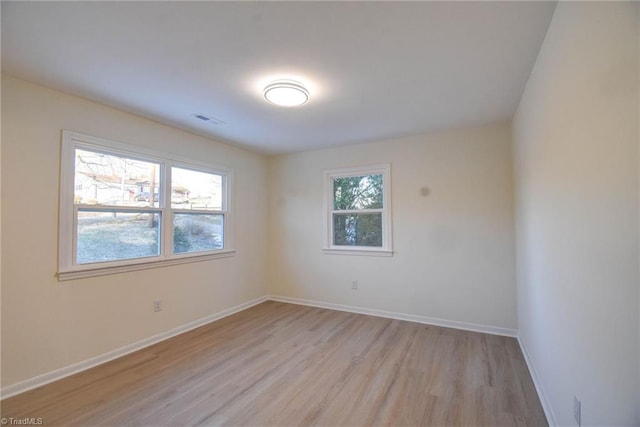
xmin=324 ymin=165 xmax=392 ymax=255
xmin=59 ymin=131 xmax=233 ymax=279
xmin=170 ymin=166 xmax=225 ymax=256
xmin=332 ymin=173 xmax=384 ymax=248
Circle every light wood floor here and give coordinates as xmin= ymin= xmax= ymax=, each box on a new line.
xmin=1 ymin=301 xmax=547 ymax=426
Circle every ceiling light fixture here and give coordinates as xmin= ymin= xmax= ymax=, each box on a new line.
xmin=263 ymin=80 xmax=309 ymax=107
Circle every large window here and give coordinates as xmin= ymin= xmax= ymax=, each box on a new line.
xmin=323 ymin=164 xmax=392 ymax=256
xmin=59 ymin=131 xmax=233 ymax=280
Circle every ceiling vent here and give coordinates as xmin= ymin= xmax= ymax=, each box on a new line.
xmin=192 ymin=113 xmax=226 ymax=125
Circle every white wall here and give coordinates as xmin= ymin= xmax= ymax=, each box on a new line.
xmin=513 ymin=2 xmax=639 ymax=426
xmin=268 ymin=123 xmax=517 ymax=331
xmin=0 ymin=75 xmax=269 ymax=388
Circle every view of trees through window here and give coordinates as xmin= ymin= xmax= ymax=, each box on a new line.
xmin=74 ymin=149 xmax=160 ymax=207
xmin=171 ymin=167 xmax=224 ymax=255
xmin=74 ymin=149 xmax=161 ymax=264
xmin=72 ymin=148 xmax=224 ymax=264
xmin=332 ymin=174 xmax=383 ymax=247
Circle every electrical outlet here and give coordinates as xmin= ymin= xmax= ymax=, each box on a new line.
xmin=153 ymin=300 xmax=162 ymax=312
xmin=351 ymin=280 xmax=358 ymax=290
xmin=574 ymin=396 xmax=581 ymax=426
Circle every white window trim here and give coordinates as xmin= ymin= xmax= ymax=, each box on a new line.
xmin=58 ymin=130 xmax=235 ymax=281
xmin=322 ymin=164 xmax=393 ymax=256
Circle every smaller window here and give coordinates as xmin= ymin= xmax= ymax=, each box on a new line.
xmin=323 ymin=164 xmax=392 ymax=256
xmin=171 ymin=166 xmax=225 ymax=255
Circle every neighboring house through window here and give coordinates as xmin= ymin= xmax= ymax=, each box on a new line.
xmin=58 ymin=130 xmax=234 ymax=280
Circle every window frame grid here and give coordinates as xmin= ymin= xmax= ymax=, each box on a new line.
xmin=58 ymin=130 xmax=234 ymax=281
xmin=322 ymin=164 xmax=393 ymax=257
xmin=166 ymin=164 xmax=228 ymax=258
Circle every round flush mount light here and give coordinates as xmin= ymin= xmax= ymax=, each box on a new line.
xmin=263 ymin=80 xmax=309 ymax=107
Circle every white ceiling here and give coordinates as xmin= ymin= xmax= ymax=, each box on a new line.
xmin=2 ymin=1 xmax=556 ymax=154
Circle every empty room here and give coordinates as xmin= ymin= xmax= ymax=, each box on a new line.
xmin=1 ymin=1 xmax=639 ymax=426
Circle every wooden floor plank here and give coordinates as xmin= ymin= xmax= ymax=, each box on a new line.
xmin=1 ymin=301 xmax=547 ymax=426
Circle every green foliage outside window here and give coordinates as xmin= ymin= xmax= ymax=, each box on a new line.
xmin=332 ymin=174 xmax=383 ymax=247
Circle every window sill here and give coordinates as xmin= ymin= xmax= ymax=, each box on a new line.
xmin=322 ymin=248 xmax=393 ymax=257
xmin=57 ymin=250 xmax=236 ymax=281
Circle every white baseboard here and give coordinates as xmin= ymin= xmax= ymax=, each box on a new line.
xmin=268 ymin=295 xmax=518 ymax=337
xmin=517 ymin=334 xmax=556 ymax=426
xmin=1 ymin=295 xmax=268 ymax=399
xmin=2 ymin=293 xmax=536 ymax=410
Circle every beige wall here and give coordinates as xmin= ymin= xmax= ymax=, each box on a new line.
xmin=2 ymin=76 xmax=518 ymax=391
xmin=268 ymin=123 xmax=517 ymax=330
xmin=513 ymin=2 xmax=639 ymax=425
xmin=1 ymin=75 xmax=269 ymax=387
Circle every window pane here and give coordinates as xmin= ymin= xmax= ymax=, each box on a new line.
xmin=74 ymin=149 xmax=160 ymax=207
xmin=76 ymin=211 xmax=160 ymax=264
xmin=333 ymin=213 xmax=382 ymax=247
xmin=173 ymin=213 xmax=224 ymax=254
xmin=333 ymin=174 xmax=383 ymax=210
xmin=171 ymin=167 xmax=222 ymax=210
